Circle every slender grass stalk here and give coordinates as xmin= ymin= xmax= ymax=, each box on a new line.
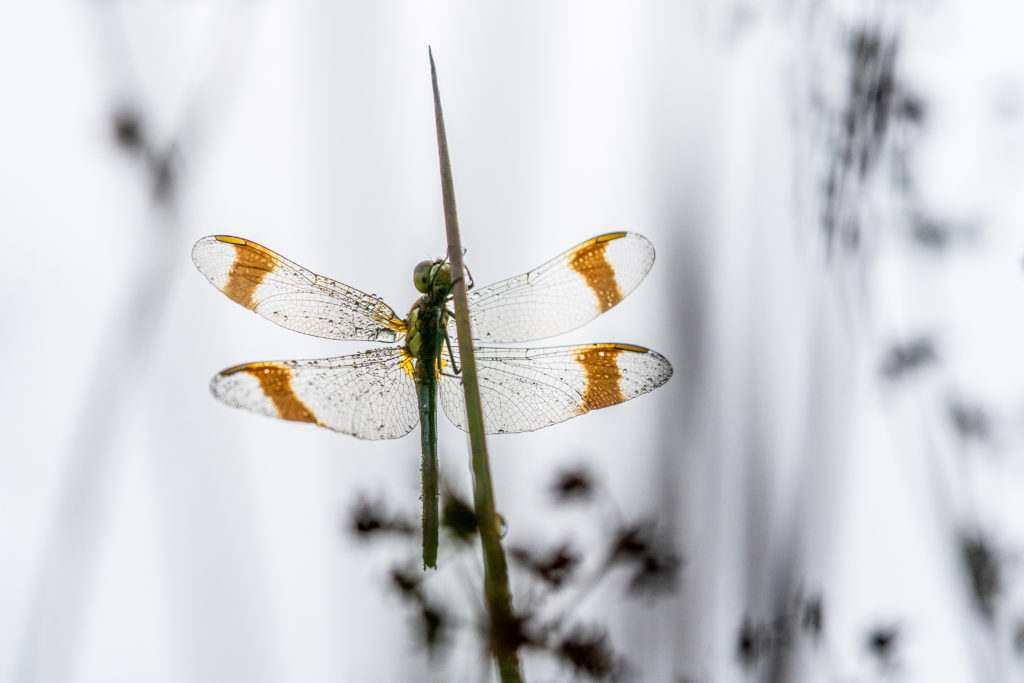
xmin=429 ymin=47 xmax=523 ymax=682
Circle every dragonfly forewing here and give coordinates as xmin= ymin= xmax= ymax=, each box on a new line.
xmin=193 ymin=235 xmax=407 ymax=342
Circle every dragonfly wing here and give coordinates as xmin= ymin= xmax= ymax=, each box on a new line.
xmin=439 ymin=343 xmax=672 ymax=434
xmin=193 ymin=235 xmax=407 ymax=342
xmin=454 ymin=232 xmax=655 ymax=344
xmin=210 ymin=347 xmax=419 ymax=440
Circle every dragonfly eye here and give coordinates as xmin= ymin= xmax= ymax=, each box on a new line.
xmin=413 ymin=260 xmax=433 ymax=293
xmin=431 ymin=263 xmax=452 ymax=292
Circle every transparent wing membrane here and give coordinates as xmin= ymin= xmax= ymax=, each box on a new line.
xmin=192 ymin=235 xmax=406 ymax=342
xmin=210 ymin=347 xmax=419 ymax=440
xmin=439 ymin=343 xmax=673 ymax=434
xmin=196 ymin=233 xmax=673 ymax=440
xmin=455 ymin=232 xmax=655 ymax=344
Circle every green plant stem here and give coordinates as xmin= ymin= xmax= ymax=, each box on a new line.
xmin=429 ymin=47 xmax=523 ymax=683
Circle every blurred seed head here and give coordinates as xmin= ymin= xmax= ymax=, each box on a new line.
xmin=349 ymin=496 xmax=415 ymax=540
xmin=509 ymin=543 xmax=580 ymax=589
xmin=111 ymin=106 xmax=145 ymax=153
xmin=911 ymin=214 xmax=952 ymax=250
xmin=389 ymin=566 xmax=422 ymax=599
xmin=418 ymin=603 xmax=448 ymax=654
xmin=736 ymin=617 xmax=772 ymax=669
xmin=550 ymin=466 xmax=596 ymax=504
xmin=150 ymin=150 xmax=178 ymax=206
xmin=488 ymin=611 xmax=534 ymax=656
xmin=440 ymin=490 xmax=478 ymax=543
xmin=820 ymin=25 xmax=901 ymax=254
xmin=960 ymin=530 xmax=1002 ymax=622
xmin=801 ymin=593 xmax=824 ymax=641
xmin=733 ymin=589 xmax=827 ymax=669
xmin=611 ymin=520 xmax=681 ymax=597
xmin=895 ymin=91 xmax=926 ymax=126
xmin=948 ymin=400 xmax=992 ymax=442
xmin=880 ymin=337 xmax=937 ymax=380
xmin=866 ymin=624 xmax=901 ymax=670
xmin=556 ymin=625 xmax=628 ymax=681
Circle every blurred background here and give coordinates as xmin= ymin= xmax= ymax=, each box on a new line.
xmin=3 ymin=1 xmax=1024 ymax=681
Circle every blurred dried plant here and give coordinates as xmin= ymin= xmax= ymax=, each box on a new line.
xmin=347 ymin=465 xmax=680 ymax=680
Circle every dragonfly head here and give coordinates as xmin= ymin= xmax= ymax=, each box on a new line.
xmin=413 ymin=260 xmax=433 ymax=293
xmin=413 ymin=259 xmax=452 ymax=296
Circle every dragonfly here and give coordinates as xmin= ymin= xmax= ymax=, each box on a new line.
xmin=192 ymin=232 xmax=673 ymax=567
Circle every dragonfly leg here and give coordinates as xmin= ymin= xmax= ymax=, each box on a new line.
xmin=449 ymin=264 xmax=474 ymax=292
xmin=440 ymin=326 xmax=461 ymax=376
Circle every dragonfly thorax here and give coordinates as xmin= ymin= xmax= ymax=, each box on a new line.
xmin=406 ymin=302 xmax=426 ymax=359
xmin=406 ymin=257 xmax=453 ymax=367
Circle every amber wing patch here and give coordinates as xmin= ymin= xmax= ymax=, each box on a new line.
xmin=575 ymin=345 xmax=626 ymax=411
xmin=566 ymin=233 xmax=627 ymax=313
xmin=219 ymin=237 xmax=276 ymax=310
xmin=222 ymin=361 xmax=318 ymax=424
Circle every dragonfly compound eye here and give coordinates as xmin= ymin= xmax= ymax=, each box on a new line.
xmin=413 ymin=260 xmax=434 ymax=293
xmin=430 ymin=262 xmax=452 ymax=293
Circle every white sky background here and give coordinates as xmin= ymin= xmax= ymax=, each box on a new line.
xmin=2 ymin=2 xmax=1024 ymax=682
